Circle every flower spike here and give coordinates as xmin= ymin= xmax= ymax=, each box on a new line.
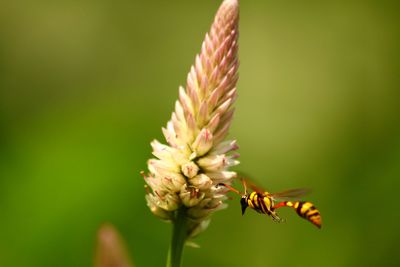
xmin=143 ymin=0 xmax=240 ymax=238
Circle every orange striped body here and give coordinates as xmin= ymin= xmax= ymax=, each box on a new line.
xmin=219 ymin=181 xmax=322 ymax=229
xmin=244 ymin=192 xmax=322 ymax=228
xmin=277 ymin=201 xmax=322 ymax=228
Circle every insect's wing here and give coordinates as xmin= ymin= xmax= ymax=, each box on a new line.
xmin=235 ymin=171 xmax=267 ymax=194
xmin=235 ymin=171 xmax=311 ymax=199
xmin=246 ymin=179 xmax=266 ymax=194
xmin=270 ymin=188 xmax=311 ymax=201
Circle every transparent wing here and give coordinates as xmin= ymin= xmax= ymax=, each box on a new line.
xmin=235 ymin=171 xmax=311 ymax=199
xmin=235 ymin=171 xmax=268 ymax=194
xmin=270 ymin=188 xmax=311 ymax=201
xmin=245 ymin=179 xmax=265 ymax=194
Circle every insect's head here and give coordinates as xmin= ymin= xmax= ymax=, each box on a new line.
xmin=240 ymin=195 xmax=248 ymax=215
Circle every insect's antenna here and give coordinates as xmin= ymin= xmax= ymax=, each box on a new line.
xmin=217 ymin=183 xmax=242 ymax=196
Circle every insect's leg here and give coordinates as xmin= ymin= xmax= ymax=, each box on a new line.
xmin=270 ymin=202 xmax=291 ymax=223
xmin=270 ymin=211 xmax=284 ymax=223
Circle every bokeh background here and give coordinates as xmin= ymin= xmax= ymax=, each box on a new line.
xmin=1 ymin=0 xmax=399 ymax=266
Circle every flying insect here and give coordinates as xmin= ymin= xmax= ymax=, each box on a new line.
xmin=218 ymin=179 xmax=322 ymax=228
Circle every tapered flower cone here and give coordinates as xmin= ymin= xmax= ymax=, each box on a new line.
xmin=143 ymin=0 xmax=240 ymax=238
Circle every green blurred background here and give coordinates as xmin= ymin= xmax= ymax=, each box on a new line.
xmin=1 ymin=0 xmax=399 ymax=266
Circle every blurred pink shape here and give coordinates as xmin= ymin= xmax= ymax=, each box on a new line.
xmin=94 ymin=223 xmax=134 ymax=267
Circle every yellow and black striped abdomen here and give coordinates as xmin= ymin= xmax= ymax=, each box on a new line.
xmin=286 ymin=201 xmax=322 ymax=228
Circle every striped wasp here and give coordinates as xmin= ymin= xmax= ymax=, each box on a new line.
xmin=218 ymin=177 xmax=322 ymax=228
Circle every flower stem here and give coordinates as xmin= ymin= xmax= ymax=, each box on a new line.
xmin=166 ymin=206 xmax=188 ymax=267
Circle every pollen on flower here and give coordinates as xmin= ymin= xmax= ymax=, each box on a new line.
xmin=143 ymin=0 xmax=240 ymax=238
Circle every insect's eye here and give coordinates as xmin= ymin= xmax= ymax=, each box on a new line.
xmin=240 ymin=197 xmax=248 ymax=215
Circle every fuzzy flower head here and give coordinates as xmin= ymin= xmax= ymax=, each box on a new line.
xmin=143 ymin=0 xmax=240 ymax=237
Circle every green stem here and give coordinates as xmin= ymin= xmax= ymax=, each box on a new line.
xmin=166 ymin=206 xmax=188 ymax=267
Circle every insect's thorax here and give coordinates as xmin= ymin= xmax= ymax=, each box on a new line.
xmin=246 ymin=191 xmax=275 ymax=213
